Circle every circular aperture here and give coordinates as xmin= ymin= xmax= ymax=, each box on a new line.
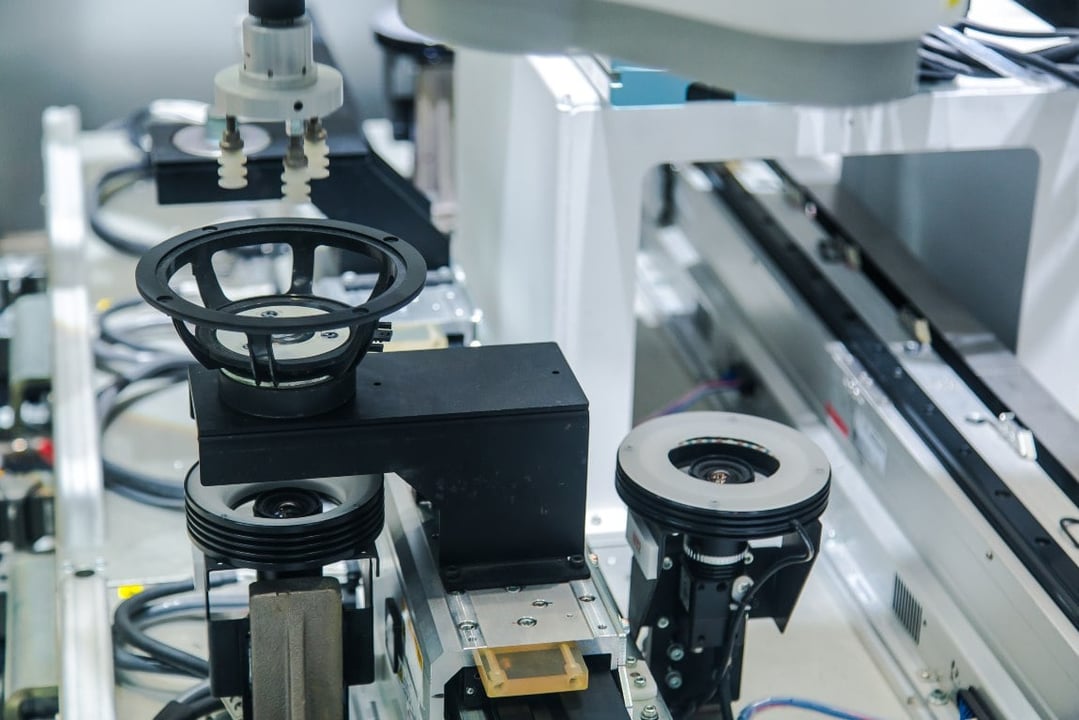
xmin=616 ymin=412 xmax=830 ymax=538
xmin=186 ymin=467 xmax=385 ymax=570
xmin=253 ymin=487 xmax=325 ymax=519
xmin=669 ymin=438 xmax=780 ymax=486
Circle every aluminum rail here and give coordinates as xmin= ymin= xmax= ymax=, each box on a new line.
xmin=43 ymin=105 xmax=118 ymax=719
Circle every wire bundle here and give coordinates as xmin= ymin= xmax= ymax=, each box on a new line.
xmin=919 ymin=20 xmax=1079 ymax=86
xmin=643 ymin=378 xmax=742 ymax=421
xmin=113 ymin=576 xmax=241 ymax=719
xmin=97 ymin=350 xmax=193 ymax=510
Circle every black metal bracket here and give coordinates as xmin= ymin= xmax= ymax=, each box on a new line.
xmin=189 ymin=342 xmax=591 ymax=590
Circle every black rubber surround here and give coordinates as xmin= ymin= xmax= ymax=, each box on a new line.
xmin=616 ymin=413 xmax=830 ymax=539
xmin=185 ymin=466 xmax=384 ymax=572
xmin=135 ymin=219 xmax=426 ymax=388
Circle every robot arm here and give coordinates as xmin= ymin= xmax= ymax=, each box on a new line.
xmin=213 ymin=0 xmax=343 ymax=199
xmin=397 ymin=0 xmax=968 ymax=103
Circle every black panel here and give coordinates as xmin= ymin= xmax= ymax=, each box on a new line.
xmin=190 ymin=343 xmax=591 ymax=590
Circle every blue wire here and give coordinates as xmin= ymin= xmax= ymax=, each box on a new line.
xmin=737 ymin=697 xmax=883 ymax=720
xmin=958 ymin=696 xmax=975 ymax=720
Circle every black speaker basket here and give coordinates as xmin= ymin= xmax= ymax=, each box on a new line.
xmin=136 ymin=218 xmax=426 ymax=417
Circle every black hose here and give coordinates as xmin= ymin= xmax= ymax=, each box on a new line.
xmin=958 ymin=18 xmax=1079 ymax=39
xmin=98 ymin=356 xmax=193 ymax=508
xmin=113 ymin=580 xmax=211 ymax=677
xmin=89 ymin=162 xmax=157 ymax=257
xmin=151 ymin=694 xmax=224 ymax=720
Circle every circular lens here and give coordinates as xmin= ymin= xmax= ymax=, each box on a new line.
xmin=253 ymin=488 xmax=324 ymax=519
xmin=686 ymin=455 xmax=756 ymax=485
xmin=668 ymin=438 xmax=779 ymax=486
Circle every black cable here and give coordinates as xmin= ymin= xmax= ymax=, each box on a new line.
xmin=958 ymin=18 xmax=1079 ymax=39
xmin=98 ymin=356 xmax=193 ymax=508
xmin=113 ymin=575 xmax=238 ymax=681
xmin=711 ymin=521 xmax=816 ymax=715
xmin=930 ymin=27 xmax=1079 ymax=87
xmin=152 ymin=694 xmax=224 ymax=720
xmin=1062 ymin=518 xmax=1079 ymax=549
xmin=1035 ymin=38 xmax=1079 ymax=62
xmin=99 ymin=297 xmax=173 ymax=354
xmin=919 ymin=48 xmax=983 ymax=76
xmin=113 ymin=580 xmax=212 ymax=677
xmin=718 ymin=680 xmax=736 ymax=720
xmin=89 ymin=161 xmax=157 ymax=257
xmin=118 ymin=599 xmax=249 ymax=675
xmin=979 ymin=37 xmax=1079 ymax=86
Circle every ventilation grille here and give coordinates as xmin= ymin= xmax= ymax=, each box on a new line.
xmin=892 ymin=574 xmax=923 ymax=644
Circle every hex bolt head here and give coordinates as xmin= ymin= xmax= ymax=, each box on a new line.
xmin=517 ymin=616 xmax=537 ymax=627
xmin=665 ymin=670 xmax=683 ymax=689
xmin=661 ymin=556 xmax=673 ymax=571
xmin=667 ymin=644 xmax=685 ymax=662
xmin=656 ymin=616 xmax=670 ymax=629
xmin=633 ymin=676 xmax=648 ymax=688
xmin=640 ymin=704 xmax=660 ymax=720
xmin=928 ymin=689 xmax=949 ymax=706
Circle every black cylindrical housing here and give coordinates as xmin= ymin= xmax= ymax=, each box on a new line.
xmin=249 ymin=0 xmax=305 ymax=21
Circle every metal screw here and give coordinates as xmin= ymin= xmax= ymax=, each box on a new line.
xmin=667 ymin=644 xmax=685 ymax=662
xmin=465 ymin=687 xmax=476 ymax=697
xmin=732 ymin=575 xmax=754 ymax=602
xmin=928 ymin=689 xmax=949 ymax=706
xmin=903 ymin=340 xmax=921 ymax=355
xmin=665 ymin=671 xmax=683 ymax=689
xmin=661 ymin=556 xmax=673 ymax=571
xmin=532 ymin=599 xmax=552 ymax=607
xmin=708 ymin=469 xmax=730 ymax=484
xmin=640 ymin=704 xmax=659 ymax=720
xmin=965 ymin=412 xmax=987 ymax=425
xmin=517 ymin=616 xmax=537 ymax=627
xmin=656 ymin=616 xmax=670 ymax=629
xmin=578 ymin=594 xmax=595 ymax=603
xmin=321 ymin=331 xmax=339 ymax=339
xmin=633 ymin=676 xmax=648 ymax=688
xmin=260 ymin=309 xmax=279 ymax=317
xmin=918 ymin=669 xmax=933 ymax=680
xmin=506 ymin=586 xmax=521 ymax=593
xmin=457 ymin=621 xmax=477 ymax=631
xmin=626 ymin=656 xmax=638 ymax=667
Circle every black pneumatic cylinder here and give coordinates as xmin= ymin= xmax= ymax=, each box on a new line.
xmin=249 ymin=0 xmax=305 ymax=21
